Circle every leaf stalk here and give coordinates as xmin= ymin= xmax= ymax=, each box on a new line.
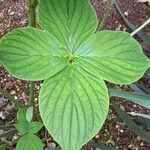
xmin=131 ymin=18 xmax=150 ymax=36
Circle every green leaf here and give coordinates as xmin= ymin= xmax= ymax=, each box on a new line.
xmin=0 ymin=144 xmax=6 ymax=150
xmin=29 ymin=122 xmax=43 ymax=134
xmin=15 ymin=121 xmax=43 ymax=135
xmin=38 ymin=0 xmax=98 ymax=50
xmin=109 ymin=88 xmax=150 ymax=109
xmin=16 ymin=133 xmax=43 ymax=150
xmin=39 ymin=66 xmax=109 ymax=150
xmin=26 ymin=107 xmax=33 ymax=123
xmin=133 ymin=118 xmax=150 ymax=128
xmin=75 ymin=31 xmax=150 ymax=84
xmin=112 ymin=101 xmax=150 ymax=144
xmin=17 ymin=108 xmax=27 ymax=122
xmin=1 ymin=0 xmax=150 ymax=149
xmin=15 ymin=121 xmax=29 ymax=135
xmin=0 ymin=27 xmax=68 ymax=80
xmin=92 ymin=141 xmax=118 ymax=150
xmin=129 ymin=112 xmax=150 ymax=120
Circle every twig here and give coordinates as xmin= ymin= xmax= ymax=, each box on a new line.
xmin=131 ymin=18 xmax=150 ymax=36
xmin=98 ymin=0 xmax=116 ymax=30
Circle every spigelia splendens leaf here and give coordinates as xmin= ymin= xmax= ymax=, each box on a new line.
xmin=0 ymin=0 xmax=149 ymax=149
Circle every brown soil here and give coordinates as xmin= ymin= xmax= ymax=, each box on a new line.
xmin=0 ymin=0 xmax=150 ymax=150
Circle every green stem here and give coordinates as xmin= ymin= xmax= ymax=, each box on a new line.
xmin=131 ymin=18 xmax=150 ymax=36
xmin=28 ymin=0 xmax=38 ymax=27
xmin=0 ymin=87 xmax=24 ymax=109
xmin=98 ymin=0 xmax=116 ymax=30
xmin=28 ymin=0 xmax=38 ymax=106
xmin=28 ymin=81 xmax=35 ymax=106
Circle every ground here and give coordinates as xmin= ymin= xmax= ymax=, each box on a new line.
xmin=0 ymin=0 xmax=150 ymax=149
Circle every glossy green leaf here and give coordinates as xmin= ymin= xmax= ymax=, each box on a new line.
xmin=26 ymin=107 xmax=33 ymax=123
xmin=38 ymin=0 xmax=98 ymax=50
xmin=39 ymin=66 xmax=109 ymax=150
xmin=16 ymin=133 xmax=43 ymax=150
xmin=109 ymin=88 xmax=150 ymax=109
xmin=0 ymin=27 xmax=68 ymax=80
xmin=75 ymin=31 xmax=150 ymax=84
xmin=29 ymin=122 xmax=43 ymax=134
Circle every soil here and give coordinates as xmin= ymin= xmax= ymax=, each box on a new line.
xmin=0 ymin=0 xmax=150 ymax=150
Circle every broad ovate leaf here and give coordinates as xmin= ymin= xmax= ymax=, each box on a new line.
xmin=38 ymin=0 xmax=98 ymax=50
xmin=39 ymin=66 xmax=109 ymax=150
xmin=0 ymin=27 xmax=68 ymax=80
xmin=75 ymin=31 xmax=150 ymax=84
xmin=16 ymin=133 xmax=43 ymax=150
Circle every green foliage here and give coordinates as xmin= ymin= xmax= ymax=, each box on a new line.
xmin=129 ymin=112 xmax=150 ymax=120
xmin=0 ymin=0 xmax=150 ymax=149
xmin=112 ymin=102 xmax=150 ymax=143
xmin=0 ymin=144 xmax=6 ymax=150
xmin=16 ymin=133 xmax=43 ymax=150
xmin=15 ymin=107 xmax=43 ymax=149
xmin=92 ymin=141 xmax=117 ymax=150
xmin=109 ymin=88 xmax=150 ymax=109
xmin=26 ymin=106 xmax=33 ymax=123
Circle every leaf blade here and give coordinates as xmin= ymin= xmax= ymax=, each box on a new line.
xmin=0 ymin=27 xmax=68 ymax=80
xmin=38 ymin=0 xmax=98 ymax=50
xmin=16 ymin=133 xmax=43 ymax=150
xmin=76 ymin=31 xmax=150 ymax=84
xmin=109 ymin=88 xmax=150 ymax=109
xmin=39 ymin=66 xmax=109 ymax=150
xmin=112 ymin=101 xmax=150 ymax=144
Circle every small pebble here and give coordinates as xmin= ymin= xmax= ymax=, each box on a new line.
xmin=95 ymin=134 xmax=99 ymax=139
xmin=137 ymin=136 xmax=141 ymax=141
xmin=9 ymin=12 xmax=15 ymax=16
xmin=21 ymin=19 xmax=28 ymax=25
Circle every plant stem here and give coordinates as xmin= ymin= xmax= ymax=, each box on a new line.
xmin=0 ymin=87 xmax=24 ymax=109
xmin=0 ymin=129 xmax=17 ymax=138
xmin=28 ymin=81 xmax=35 ymax=106
xmin=28 ymin=0 xmax=38 ymax=27
xmin=28 ymin=0 xmax=38 ymax=106
xmin=131 ymin=18 xmax=150 ymax=36
xmin=98 ymin=0 xmax=116 ymax=30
